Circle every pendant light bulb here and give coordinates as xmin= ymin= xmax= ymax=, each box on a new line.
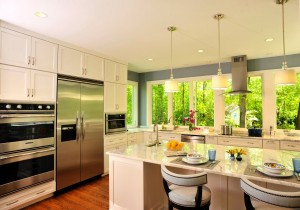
xmin=165 ymin=26 xmax=179 ymax=92
xmin=212 ymin=14 xmax=228 ymax=90
xmin=275 ymin=0 xmax=296 ymax=85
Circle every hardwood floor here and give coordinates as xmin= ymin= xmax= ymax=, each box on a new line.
xmin=23 ymin=175 xmax=109 ymax=210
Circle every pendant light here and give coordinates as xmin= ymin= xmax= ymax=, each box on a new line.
xmin=165 ymin=26 xmax=179 ymax=92
xmin=212 ymin=14 xmax=228 ymax=90
xmin=275 ymin=0 xmax=296 ymax=85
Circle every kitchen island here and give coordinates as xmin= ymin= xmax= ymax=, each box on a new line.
xmin=107 ymin=142 xmax=300 ymax=210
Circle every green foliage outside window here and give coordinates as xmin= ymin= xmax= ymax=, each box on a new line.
xmin=193 ymin=80 xmax=214 ymax=126
xmin=276 ymin=73 xmax=300 ymax=130
xmin=152 ymin=84 xmax=168 ymax=124
xmin=225 ymin=76 xmax=262 ymax=128
xmin=173 ymin=82 xmax=190 ymax=125
xmin=127 ymin=85 xmax=133 ymax=125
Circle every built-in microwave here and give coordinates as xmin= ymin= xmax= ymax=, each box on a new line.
xmin=105 ymin=113 xmax=127 ymax=134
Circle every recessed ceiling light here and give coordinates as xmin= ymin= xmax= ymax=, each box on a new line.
xmin=265 ymin=38 xmax=274 ymax=42
xmin=198 ymin=49 xmax=204 ymax=53
xmin=147 ymin=58 xmax=153 ymax=61
xmin=34 ymin=11 xmax=48 ymax=18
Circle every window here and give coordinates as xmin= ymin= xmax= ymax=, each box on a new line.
xmin=276 ymin=73 xmax=300 ymax=130
xmin=152 ymin=84 xmax=168 ymax=124
xmin=193 ymin=80 xmax=214 ymax=126
xmin=127 ymin=81 xmax=138 ymax=127
xmin=224 ymin=76 xmax=262 ymax=128
xmin=173 ymin=82 xmax=190 ymax=125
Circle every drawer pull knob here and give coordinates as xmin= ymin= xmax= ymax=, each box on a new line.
xmin=7 ymin=200 xmax=19 ymax=206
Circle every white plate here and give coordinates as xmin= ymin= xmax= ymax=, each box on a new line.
xmin=256 ymin=166 xmax=294 ymax=177
xmin=182 ymin=157 xmax=209 ymax=165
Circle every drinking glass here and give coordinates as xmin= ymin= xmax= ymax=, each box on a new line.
xmin=208 ymin=149 xmax=216 ymax=161
xmin=292 ymin=158 xmax=300 ymax=173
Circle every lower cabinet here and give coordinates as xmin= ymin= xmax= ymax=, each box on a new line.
xmin=217 ymin=136 xmax=262 ymax=148
xmin=158 ymin=132 xmax=181 ymax=141
xmin=0 ymin=181 xmax=55 ymax=210
xmin=263 ymin=139 xmax=280 ymax=150
xmin=104 ymin=133 xmax=127 ymax=174
xmin=280 ymin=140 xmax=300 ymax=151
xmin=205 ymin=136 xmax=218 ymax=144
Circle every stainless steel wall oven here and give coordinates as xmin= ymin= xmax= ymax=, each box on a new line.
xmin=0 ymin=102 xmax=55 ymax=197
xmin=105 ymin=113 xmax=127 ymax=134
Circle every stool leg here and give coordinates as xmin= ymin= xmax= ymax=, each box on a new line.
xmin=168 ymin=200 xmax=173 ymax=210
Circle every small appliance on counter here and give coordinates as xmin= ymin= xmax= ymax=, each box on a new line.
xmin=220 ymin=125 xmax=232 ymax=135
xmin=248 ymin=128 xmax=262 ymax=137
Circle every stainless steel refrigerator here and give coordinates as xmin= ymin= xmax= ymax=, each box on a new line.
xmin=56 ymin=77 xmax=104 ymax=190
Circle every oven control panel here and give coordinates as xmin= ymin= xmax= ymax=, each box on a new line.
xmin=0 ymin=103 xmax=55 ymax=112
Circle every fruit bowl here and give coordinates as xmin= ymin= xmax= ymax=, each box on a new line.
xmin=166 ymin=140 xmax=184 ymax=151
xmin=186 ymin=153 xmax=202 ymax=162
xmin=263 ymin=162 xmax=285 ymax=174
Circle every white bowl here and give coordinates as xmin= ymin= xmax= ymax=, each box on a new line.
xmin=186 ymin=153 xmax=202 ymax=162
xmin=263 ymin=162 xmax=285 ymax=174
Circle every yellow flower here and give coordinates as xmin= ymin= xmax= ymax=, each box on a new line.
xmin=226 ymin=149 xmax=237 ymax=155
xmin=237 ymin=148 xmax=247 ymax=155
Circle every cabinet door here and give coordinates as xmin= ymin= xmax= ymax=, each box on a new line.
xmin=84 ymin=53 xmax=104 ymax=81
xmin=0 ymin=28 xmax=31 ymax=68
xmin=263 ymin=140 xmax=280 ymax=150
xmin=0 ymin=64 xmax=30 ymax=101
xmin=58 ymin=46 xmax=84 ymax=77
xmin=104 ymin=82 xmax=116 ymax=112
xmin=31 ymin=38 xmax=57 ymax=73
xmin=30 ymin=70 xmax=57 ymax=102
xmin=104 ymin=59 xmax=117 ymax=82
xmin=115 ymin=84 xmax=127 ymax=112
xmin=116 ymin=63 xmax=127 ymax=84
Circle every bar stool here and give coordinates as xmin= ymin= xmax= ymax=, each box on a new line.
xmin=161 ymin=165 xmax=211 ymax=210
xmin=240 ymin=176 xmax=300 ymax=210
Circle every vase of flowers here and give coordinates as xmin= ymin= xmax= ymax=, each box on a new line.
xmin=184 ymin=110 xmax=196 ymax=131
xmin=226 ymin=149 xmax=237 ymax=161
xmin=236 ymin=149 xmax=247 ymax=161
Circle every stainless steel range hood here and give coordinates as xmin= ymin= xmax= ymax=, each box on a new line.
xmin=228 ymin=55 xmax=251 ymax=95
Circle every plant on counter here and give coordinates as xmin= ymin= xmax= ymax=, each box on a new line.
xmin=183 ymin=110 xmax=200 ymax=131
xmin=236 ymin=148 xmax=247 ymax=161
xmin=226 ymin=149 xmax=237 ymax=161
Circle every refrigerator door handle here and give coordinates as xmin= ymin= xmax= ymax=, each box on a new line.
xmin=81 ymin=115 xmax=85 ymax=141
xmin=76 ymin=116 xmax=79 ymax=141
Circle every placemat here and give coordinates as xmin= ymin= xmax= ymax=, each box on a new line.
xmin=170 ymin=158 xmax=220 ymax=170
xmin=244 ymin=165 xmax=299 ymax=184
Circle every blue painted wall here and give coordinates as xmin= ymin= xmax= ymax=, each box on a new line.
xmin=128 ymin=54 xmax=300 ymax=126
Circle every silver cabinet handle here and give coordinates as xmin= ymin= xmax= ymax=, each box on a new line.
xmin=27 ymin=56 xmax=31 ymax=65
xmin=36 ymin=190 xmax=45 ymax=195
xmin=32 ymin=57 xmax=35 ymax=65
xmin=82 ymin=68 xmax=85 ymax=75
xmin=248 ymin=142 xmax=254 ymax=144
xmin=27 ymin=88 xmax=30 ymax=97
xmin=31 ymin=89 xmax=34 ymax=97
xmin=223 ymin=140 xmax=230 ymax=143
xmin=76 ymin=116 xmax=79 ymax=141
xmin=287 ymin=144 xmax=296 ymax=148
xmin=85 ymin=68 xmax=87 ymax=75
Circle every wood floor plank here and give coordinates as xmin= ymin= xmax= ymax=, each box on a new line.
xmin=23 ymin=175 xmax=109 ymax=210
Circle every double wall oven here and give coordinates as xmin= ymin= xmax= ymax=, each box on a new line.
xmin=0 ymin=102 xmax=55 ymax=197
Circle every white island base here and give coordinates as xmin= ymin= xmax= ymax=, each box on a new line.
xmin=108 ymin=144 xmax=300 ymax=210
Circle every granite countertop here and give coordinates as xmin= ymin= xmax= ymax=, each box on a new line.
xmin=127 ymin=128 xmax=300 ymax=141
xmin=107 ymin=142 xmax=300 ymax=188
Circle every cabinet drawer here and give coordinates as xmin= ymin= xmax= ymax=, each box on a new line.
xmin=105 ymin=134 xmax=127 ymax=146
xmin=127 ymin=133 xmax=137 ymax=140
xmin=0 ymin=181 xmax=55 ymax=210
xmin=263 ymin=140 xmax=280 ymax=150
xmin=280 ymin=141 xmax=300 ymax=151
xmin=218 ymin=137 xmax=262 ymax=148
xmin=205 ymin=136 xmax=218 ymax=144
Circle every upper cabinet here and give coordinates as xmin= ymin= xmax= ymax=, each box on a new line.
xmin=58 ymin=46 xmax=104 ymax=81
xmin=0 ymin=64 xmax=57 ymax=102
xmin=104 ymin=60 xmax=127 ymax=84
xmin=0 ymin=27 xmax=58 ymax=73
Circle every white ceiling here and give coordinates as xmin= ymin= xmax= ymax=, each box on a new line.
xmin=0 ymin=0 xmax=299 ymax=73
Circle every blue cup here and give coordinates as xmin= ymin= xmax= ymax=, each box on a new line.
xmin=292 ymin=158 xmax=300 ymax=173
xmin=208 ymin=149 xmax=216 ymax=161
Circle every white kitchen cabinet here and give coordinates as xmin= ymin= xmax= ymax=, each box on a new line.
xmin=104 ymin=133 xmax=127 ymax=174
xmin=58 ymin=46 xmax=104 ymax=80
xmin=0 ymin=28 xmax=57 ymax=73
xmin=0 ymin=64 xmax=57 ymax=102
xmin=217 ymin=136 xmax=262 ymax=148
xmin=104 ymin=59 xmax=127 ymax=84
xmin=144 ymin=131 xmax=154 ymax=144
xmin=280 ymin=141 xmax=300 ymax=151
xmin=0 ymin=180 xmax=55 ymax=210
xmin=127 ymin=133 xmax=138 ymax=145
xmin=104 ymin=81 xmax=127 ymax=113
xmin=158 ymin=132 xmax=181 ymax=141
xmin=205 ymin=136 xmax=218 ymax=144
xmin=263 ymin=139 xmax=280 ymax=150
